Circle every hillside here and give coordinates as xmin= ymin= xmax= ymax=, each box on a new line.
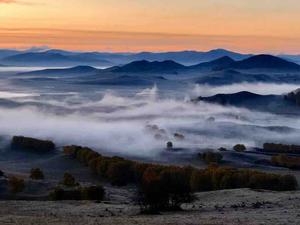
xmin=231 ymin=55 xmax=300 ymax=71
xmin=194 ymin=91 xmax=300 ymax=114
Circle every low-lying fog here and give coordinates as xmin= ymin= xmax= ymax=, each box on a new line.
xmin=0 ymin=71 xmax=299 ymax=158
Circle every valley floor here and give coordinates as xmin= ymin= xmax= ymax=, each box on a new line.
xmin=0 ymin=189 xmax=299 ymax=225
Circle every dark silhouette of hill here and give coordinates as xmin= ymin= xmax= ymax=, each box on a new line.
xmin=190 ymin=56 xmax=236 ymax=70
xmin=110 ymin=60 xmax=186 ymax=73
xmin=196 ymin=91 xmax=274 ymax=105
xmin=231 ymin=55 xmax=300 ymax=70
xmin=194 ymin=91 xmax=300 ymax=115
xmin=20 ymin=66 xmax=99 ymax=76
xmin=0 ymin=48 xmax=252 ymax=66
xmin=129 ymin=49 xmax=251 ymax=64
xmin=1 ymin=52 xmax=111 ymax=67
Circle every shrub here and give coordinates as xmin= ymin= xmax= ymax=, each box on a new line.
xmin=199 ymin=151 xmax=223 ymax=164
xmin=279 ymin=175 xmax=298 ymax=191
xmin=233 ymin=144 xmax=246 ymax=152
xmin=11 ymin=136 xmax=55 ymax=153
xmin=30 ymin=168 xmax=44 ymax=180
xmin=0 ymin=170 xmax=4 ymax=177
xmin=81 ymin=185 xmax=105 ymax=200
xmin=62 ymin=173 xmax=77 ymax=187
xmin=8 ymin=176 xmax=25 ymax=193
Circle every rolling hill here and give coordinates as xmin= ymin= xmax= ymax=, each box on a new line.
xmin=231 ymin=55 xmax=300 ymax=71
xmin=194 ymin=91 xmax=300 ymax=115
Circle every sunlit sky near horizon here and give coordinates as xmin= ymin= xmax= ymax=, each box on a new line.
xmin=1 ymin=0 xmax=300 ymax=53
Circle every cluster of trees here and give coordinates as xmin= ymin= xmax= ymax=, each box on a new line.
xmin=263 ymin=143 xmax=300 ymax=154
xmin=11 ymin=136 xmax=55 ymax=153
xmin=198 ymin=151 xmax=223 ymax=164
xmin=190 ymin=165 xmax=297 ymax=192
xmin=63 ymin=145 xmax=298 ymax=212
xmin=49 ymin=185 xmax=105 ymax=201
xmin=271 ymin=154 xmax=300 ymax=169
xmin=50 ymin=172 xmax=104 ymax=200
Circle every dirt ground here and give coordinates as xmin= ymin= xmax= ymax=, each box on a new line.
xmin=0 ymin=189 xmax=299 ymax=225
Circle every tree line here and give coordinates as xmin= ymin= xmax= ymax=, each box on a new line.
xmin=63 ymin=145 xmax=298 ymax=212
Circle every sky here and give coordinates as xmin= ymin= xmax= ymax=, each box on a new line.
xmin=1 ymin=0 xmax=300 ymax=53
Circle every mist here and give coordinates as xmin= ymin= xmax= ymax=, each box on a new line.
xmin=0 ymin=82 xmax=299 ymax=159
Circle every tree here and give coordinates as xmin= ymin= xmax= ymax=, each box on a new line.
xmin=166 ymin=141 xmax=173 ymax=150
xmin=8 ymin=176 xmax=25 ymax=193
xmin=190 ymin=170 xmax=213 ymax=191
xmin=30 ymin=168 xmax=44 ymax=180
xmin=233 ymin=144 xmax=246 ymax=152
xmin=62 ymin=173 xmax=77 ymax=187
xmin=159 ymin=167 xmax=192 ymax=209
xmin=138 ymin=167 xmax=168 ymax=213
xmin=106 ymin=161 xmax=135 ymax=186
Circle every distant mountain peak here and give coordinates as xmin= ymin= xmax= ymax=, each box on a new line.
xmin=232 ymin=54 xmax=300 ymax=70
xmin=112 ymin=60 xmax=186 ymax=73
xmin=191 ymin=56 xmax=235 ymax=70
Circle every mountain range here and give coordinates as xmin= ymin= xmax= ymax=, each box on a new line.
xmin=2 ymin=47 xmax=300 ymax=68
xmin=19 ymin=54 xmax=300 ymax=85
xmin=108 ymin=54 xmax=300 ymax=73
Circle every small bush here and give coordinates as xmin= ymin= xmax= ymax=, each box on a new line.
xmin=62 ymin=173 xmax=77 ymax=187
xmin=30 ymin=168 xmax=44 ymax=180
xmin=233 ymin=144 xmax=246 ymax=152
xmin=8 ymin=176 xmax=25 ymax=193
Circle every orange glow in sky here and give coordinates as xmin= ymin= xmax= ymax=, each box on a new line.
xmin=1 ymin=0 xmax=300 ymax=53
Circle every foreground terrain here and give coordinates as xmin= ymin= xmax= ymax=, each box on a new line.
xmin=0 ymin=188 xmax=299 ymax=225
